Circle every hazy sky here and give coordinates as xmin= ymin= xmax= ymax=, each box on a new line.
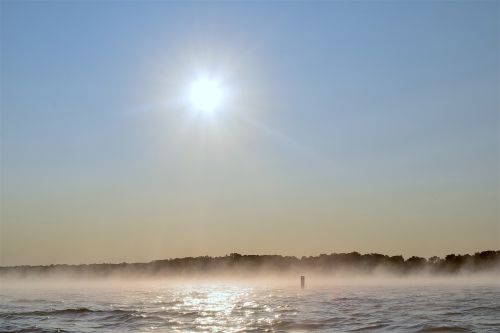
xmin=1 ymin=1 xmax=498 ymax=265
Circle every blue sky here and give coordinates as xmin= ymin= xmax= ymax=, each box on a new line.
xmin=1 ymin=1 xmax=498 ymax=265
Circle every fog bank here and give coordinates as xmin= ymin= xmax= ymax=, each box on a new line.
xmin=1 ymin=251 xmax=499 ymax=284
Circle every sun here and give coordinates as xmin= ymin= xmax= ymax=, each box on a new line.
xmin=189 ymin=77 xmax=224 ymax=114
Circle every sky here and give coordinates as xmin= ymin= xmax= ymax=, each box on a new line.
xmin=1 ymin=1 xmax=498 ymax=265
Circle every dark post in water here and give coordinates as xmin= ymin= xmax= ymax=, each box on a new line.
xmin=301 ymin=275 xmax=305 ymax=289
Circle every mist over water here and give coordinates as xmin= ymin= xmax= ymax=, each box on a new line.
xmin=2 ymin=253 xmax=499 ymax=331
xmin=2 ymin=252 xmax=499 ymax=332
xmin=1 ymin=277 xmax=499 ymax=333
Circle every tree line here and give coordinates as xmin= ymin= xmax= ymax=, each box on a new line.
xmin=1 ymin=250 xmax=498 ymax=278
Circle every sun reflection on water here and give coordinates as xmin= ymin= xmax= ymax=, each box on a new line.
xmin=158 ymin=285 xmax=278 ymax=332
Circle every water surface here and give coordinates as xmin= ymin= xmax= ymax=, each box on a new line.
xmin=1 ymin=281 xmax=499 ymax=332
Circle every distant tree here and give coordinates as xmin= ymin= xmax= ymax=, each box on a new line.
xmin=407 ymin=256 xmax=426 ymax=264
xmin=406 ymin=256 xmax=427 ymax=271
xmin=428 ymin=256 xmax=441 ymax=264
xmin=389 ymin=255 xmax=404 ymax=264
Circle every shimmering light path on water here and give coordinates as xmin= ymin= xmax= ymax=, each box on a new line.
xmin=1 ymin=282 xmax=499 ymax=332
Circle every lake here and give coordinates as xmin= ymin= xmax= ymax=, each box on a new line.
xmin=1 ymin=279 xmax=499 ymax=332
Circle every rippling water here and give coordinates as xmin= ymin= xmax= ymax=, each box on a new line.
xmin=1 ymin=280 xmax=499 ymax=332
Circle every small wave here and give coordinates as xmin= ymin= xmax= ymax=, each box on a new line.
xmin=467 ymin=305 xmax=500 ymax=313
xmin=440 ymin=311 xmax=463 ymax=316
xmin=0 ymin=307 xmax=134 ymax=318
xmin=273 ymin=320 xmax=326 ymax=330
xmin=0 ymin=327 xmax=68 ymax=333
xmin=415 ymin=325 xmax=472 ymax=333
xmin=12 ymin=298 xmax=52 ymax=304
xmin=349 ymin=323 xmax=388 ymax=331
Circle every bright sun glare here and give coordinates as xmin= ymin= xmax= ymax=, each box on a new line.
xmin=189 ymin=77 xmax=223 ymax=114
